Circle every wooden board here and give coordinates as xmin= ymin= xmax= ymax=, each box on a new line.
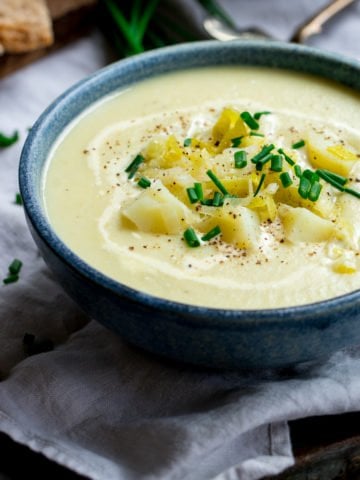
xmin=0 ymin=0 xmax=97 ymax=79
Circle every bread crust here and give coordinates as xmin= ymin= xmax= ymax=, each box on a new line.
xmin=0 ymin=0 xmax=53 ymax=54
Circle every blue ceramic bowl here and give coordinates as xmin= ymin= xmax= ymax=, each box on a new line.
xmin=19 ymin=40 xmax=360 ymax=369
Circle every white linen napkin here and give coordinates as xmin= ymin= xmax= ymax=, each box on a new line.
xmin=1 ymin=2 xmax=360 ymax=479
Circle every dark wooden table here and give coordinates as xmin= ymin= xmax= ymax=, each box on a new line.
xmin=0 ymin=412 xmax=359 ymax=479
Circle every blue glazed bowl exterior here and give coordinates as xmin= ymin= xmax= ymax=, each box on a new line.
xmin=19 ymin=40 xmax=360 ymax=369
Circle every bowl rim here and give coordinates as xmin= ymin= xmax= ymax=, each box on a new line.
xmin=19 ymin=39 xmax=360 ymax=327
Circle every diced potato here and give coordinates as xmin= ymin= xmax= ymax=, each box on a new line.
xmin=336 ymin=193 xmax=360 ymax=248
xmin=307 ymin=129 xmax=358 ymax=176
xmin=122 ymin=181 xmax=192 ymax=234
xmin=278 ymin=204 xmax=335 ymax=243
xmin=200 ymin=205 xmax=260 ymax=249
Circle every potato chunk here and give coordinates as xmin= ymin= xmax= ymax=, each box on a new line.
xmin=122 ymin=181 xmax=192 ymax=234
xmin=278 ymin=204 xmax=335 ymax=243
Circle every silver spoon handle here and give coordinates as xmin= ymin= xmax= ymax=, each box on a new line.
xmin=291 ymin=0 xmax=356 ymax=43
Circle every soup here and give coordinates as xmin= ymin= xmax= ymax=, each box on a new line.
xmin=43 ymin=67 xmax=360 ymax=309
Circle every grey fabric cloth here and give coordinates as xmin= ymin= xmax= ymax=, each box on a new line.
xmin=1 ymin=2 xmax=360 ymax=479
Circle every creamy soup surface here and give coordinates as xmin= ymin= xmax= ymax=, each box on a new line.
xmin=43 ymin=67 xmax=360 ymax=309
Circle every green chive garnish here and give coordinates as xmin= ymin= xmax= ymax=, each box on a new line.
xmin=240 ymin=111 xmax=259 ymax=130
xmin=0 ymin=130 xmax=19 ymax=148
xmin=212 ymin=191 xmax=223 ymax=207
xmin=234 ymin=150 xmax=247 ymax=169
xmin=316 ymin=170 xmax=345 ymax=191
xmin=206 ymin=169 xmax=229 ymax=195
xmin=125 ymin=154 xmax=144 ymax=179
xmin=308 ymin=181 xmax=322 ymax=202
xmin=9 ymin=259 xmax=22 ymax=275
xmin=294 ymin=165 xmax=302 ymax=178
xmin=14 ymin=193 xmax=23 ymax=205
xmin=231 ymin=136 xmax=243 ymax=147
xmin=187 ymin=187 xmax=198 ymax=204
xmin=254 ymin=111 xmax=271 ymax=120
xmin=183 ymin=228 xmax=200 ymax=247
xmin=184 ymin=138 xmax=192 ymax=147
xmin=302 ymin=169 xmax=319 ymax=184
xmin=278 ymin=148 xmax=295 ymax=166
xmin=316 ymin=169 xmax=347 ymax=186
xmin=251 ymin=144 xmax=275 ymax=164
xmin=201 ymin=198 xmax=214 ymax=206
xmin=194 ymin=182 xmax=204 ymax=201
xmin=137 ymin=177 xmax=151 ymax=189
xmin=254 ymin=173 xmax=266 ymax=197
xmin=298 ymin=176 xmax=311 ymax=199
xmin=201 ymin=225 xmax=221 ymax=241
xmin=250 ymin=132 xmax=265 ymax=137
xmin=256 ymin=153 xmax=273 ymax=171
xmin=280 ymin=172 xmax=293 ymax=188
xmin=292 ymin=139 xmax=306 ymax=149
xmin=344 ymin=187 xmax=360 ymax=199
xmin=270 ymin=155 xmax=283 ymax=172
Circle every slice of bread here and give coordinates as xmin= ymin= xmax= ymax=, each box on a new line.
xmin=0 ymin=0 xmax=53 ymax=54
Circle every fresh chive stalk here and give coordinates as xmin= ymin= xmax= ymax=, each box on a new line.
xmin=201 ymin=225 xmax=221 ymax=241
xmin=256 ymin=153 xmax=273 ymax=171
xmin=137 ymin=177 xmax=151 ymax=189
xmin=280 ymin=172 xmax=293 ymax=188
xmin=278 ymin=148 xmax=295 ymax=166
xmin=125 ymin=154 xmax=144 ymax=179
xmin=294 ymin=165 xmax=302 ymax=178
xmin=206 ymin=169 xmax=229 ymax=195
xmin=253 ymin=111 xmax=271 ymax=120
xmin=250 ymin=132 xmax=265 ymax=137
xmin=298 ymin=176 xmax=311 ymax=199
xmin=183 ymin=228 xmax=200 ymax=247
xmin=0 ymin=130 xmax=19 ymax=148
xmin=254 ymin=173 xmax=266 ymax=197
xmin=251 ymin=144 xmax=275 ymax=164
xmin=3 ymin=274 xmax=19 ymax=285
xmin=240 ymin=111 xmax=259 ymax=130
xmin=308 ymin=181 xmax=322 ymax=202
xmin=183 ymin=138 xmax=192 ymax=147
xmin=194 ymin=182 xmax=204 ymax=201
xmin=316 ymin=169 xmax=347 ymax=186
xmin=9 ymin=259 xmax=22 ymax=275
xmin=231 ymin=136 xmax=243 ymax=147
xmin=186 ymin=187 xmax=199 ymax=204
xmin=212 ymin=191 xmax=223 ymax=207
xmin=15 ymin=193 xmax=23 ymax=206
xmin=270 ymin=155 xmax=283 ymax=172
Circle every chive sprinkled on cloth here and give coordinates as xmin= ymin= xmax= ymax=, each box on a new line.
xmin=201 ymin=225 xmax=221 ymax=242
xmin=183 ymin=138 xmax=192 ymax=147
xmin=14 ymin=193 xmax=23 ymax=206
xmin=183 ymin=228 xmax=200 ymax=247
xmin=3 ymin=258 xmax=22 ymax=285
xmin=234 ymin=150 xmax=247 ymax=169
xmin=254 ymin=173 xmax=266 ymax=196
xmin=292 ymin=139 xmax=306 ymax=149
xmin=206 ymin=169 xmax=229 ymax=195
xmin=137 ymin=177 xmax=151 ymax=189
xmin=240 ymin=111 xmax=259 ymax=130
xmin=125 ymin=154 xmax=144 ymax=179
xmin=0 ymin=130 xmax=19 ymax=148
xmin=254 ymin=111 xmax=271 ymax=120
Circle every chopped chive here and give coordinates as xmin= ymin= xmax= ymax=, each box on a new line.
xmin=254 ymin=173 xmax=266 ymax=197
xmin=137 ymin=177 xmax=151 ymax=189
xmin=206 ymin=169 xmax=229 ymax=195
xmin=186 ymin=187 xmax=199 ymax=204
xmin=298 ymin=176 xmax=311 ymax=199
xmin=302 ymin=169 xmax=319 ymax=184
xmin=250 ymin=132 xmax=265 ymax=137
xmin=183 ymin=138 xmax=192 ymax=147
xmin=0 ymin=130 xmax=19 ymax=148
xmin=194 ymin=182 xmax=203 ymax=201
xmin=234 ymin=150 xmax=247 ymax=169
xmin=125 ymin=154 xmax=144 ymax=179
xmin=212 ymin=191 xmax=223 ymax=207
xmin=240 ymin=111 xmax=259 ymax=130
xmin=344 ymin=187 xmax=360 ymax=199
xmin=292 ymin=139 xmax=306 ymax=149
xmin=231 ymin=136 xmax=243 ymax=147
xmin=270 ymin=155 xmax=283 ymax=172
xmin=201 ymin=198 xmax=214 ymax=206
xmin=278 ymin=148 xmax=295 ymax=166
xmin=9 ymin=259 xmax=22 ymax=275
xmin=280 ymin=172 xmax=293 ymax=188
xmin=316 ymin=169 xmax=347 ymax=186
xmin=3 ymin=274 xmax=19 ymax=285
xmin=183 ymin=228 xmax=200 ymax=247
xmin=201 ymin=225 xmax=221 ymax=241
xmin=308 ymin=181 xmax=322 ymax=202
xmin=316 ymin=170 xmax=345 ymax=191
xmin=251 ymin=144 xmax=275 ymax=164
xmin=14 ymin=193 xmax=23 ymax=205
xmin=294 ymin=165 xmax=302 ymax=178
xmin=254 ymin=111 xmax=271 ymax=120
xmin=255 ymin=153 xmax=273 ymax=171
